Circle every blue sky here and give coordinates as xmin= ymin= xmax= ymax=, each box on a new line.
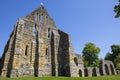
xmin=0 ymin=0 xmax=120 ymax=59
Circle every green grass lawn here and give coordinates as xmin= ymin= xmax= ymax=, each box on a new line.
xmin=0 ymin=75 xmax=120 ymax=80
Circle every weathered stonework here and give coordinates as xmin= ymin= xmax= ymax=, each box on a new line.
xmin=84 ymin=67 xmax=93 ymax=77
xmin=99 ymin=60 xmax=117 ymax=75
xmin=0 ymin=4 xmax=117 ymax=78
xmin=0 ymin=5 xmax=84 ymax=78
xmin=92 ymin=67 xmax=100 ymax=76
xmin=116 ymin=70 xmax=120 ymax=74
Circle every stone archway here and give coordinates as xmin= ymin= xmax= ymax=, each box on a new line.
xmin=79 ymin=69 xmax=82 ymax=77
xmin=74 ymin=57 xmax=78 ymax=66
xmin=105 ymin=64 xmax=109 ymax=75
xmin=84 ymin=68 xmax=88 ymax=77
xmin=110 ymin=64 xmax=115 ymax=74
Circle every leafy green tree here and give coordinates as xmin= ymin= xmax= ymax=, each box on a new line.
xmin=82 ymin=43 xmax=100 ymax=67
xmin=114 ymin=54 xmax=120 ymax=69
xmin=104 ymin=52 xmax=112 ymax=61
xmin=104 ymin=44 xmax=120 ymax=68
xmin=111 ymin=45 xmax=120 ymax=58
xmin=114 ymin=0 xmax=120 ymax=18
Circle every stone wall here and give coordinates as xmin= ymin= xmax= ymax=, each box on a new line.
xmin=0 ymin=24 xmax=17 ymax=77
xmin=58 ymin=30 xmax=70 ymax=76
xmin=84 ymin=60 xmax=117 ymax=77
xmin=92 ymin=67 xmax=100 ymax=76
xmin=84 ymin=67 xmax=93 ymax=77
xmin=0 ymin=5 xmax=58 ymax=77
xmin=100 ymin=60 xmax=117 ymax=75
xmin=116 ymin=70 xmax=120 ymax=74
xmin=75 ymin=54 xmax=84 ymax=77
xmin=0 ymin=4 xmax=118 ymax=78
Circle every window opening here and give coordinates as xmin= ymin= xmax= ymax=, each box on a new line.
xmin=40 ymin=14 xmax=44 ymax=22
xmin=35 ymin=13 xmax=38 ymax=22
xmin=33 ymin=25 xmax=37 ymax=36
xmin=48 ymin=28 xmax=50 ymax=38
xmin=46 ymin=48 xmax=49 ymax=61
xmin=46 ymin=16 xmax=48 ymax=24
xmin=25 ymin=45 xmax=28 ymax=56
xmin=46 ymin=48 xmax=48 ymax=56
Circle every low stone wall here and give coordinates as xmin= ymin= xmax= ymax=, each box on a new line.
xmin=92 ymin=67 xmax=100 ymax=76
xmin=100 ymin=60 xmax=117 ymax=75
xmin=116 ymin=70 xmax=120 ymax=74
xmin=84 ymin=67 xmax=93 ymax=77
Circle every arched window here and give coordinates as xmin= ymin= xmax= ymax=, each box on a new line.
xmin=33 ymin=25 xmax=37 ymax=36
xmin=74 ymin=57 xmax=78 ymax=66
xmin=46 ymin=16 xmax=48 ymax=24
xmin=35 ymin=13 xmax=38 ymax=22
xmin=40 ymin=14 xmax=44 ymax=22
xmin=48 ymin=28 xmax=50 ymax=38
xmin=25 ymin=45 xmax=29 ymax=56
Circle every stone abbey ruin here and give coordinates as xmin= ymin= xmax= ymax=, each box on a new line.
xmin=0 ymin=4 xmax=119 ymax=78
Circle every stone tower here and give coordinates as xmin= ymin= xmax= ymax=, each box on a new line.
xmin=0 ymin=4 xmax=84 ymax=77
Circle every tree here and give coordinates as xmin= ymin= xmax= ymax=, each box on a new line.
xmin=114 ymin=54 xmax=120 ymax=69
xmin=109 ymin=45 xmax=120 ymax=62
xmin=104 ymin=52 xmax=112 ymax=61
xmin=104 ymin=44 xmax=120 ymax=68
xmin=82 ymin=43 xmax=100 ymax=67
xmin=114 ymin=0 xmax=120 ymax=18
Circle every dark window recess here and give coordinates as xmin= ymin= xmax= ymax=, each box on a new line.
xmin=46 ymin=48 xmax=48 ymax=56
xmin=46 ymin=16 xmax=48 ymax=24
xmin=25 ymin=45 xmax=28 ymax=56
xmin=33 ymin=26 xmax=37 ymax=36
xmin=48 ymin=28 xmax=50 ymax=38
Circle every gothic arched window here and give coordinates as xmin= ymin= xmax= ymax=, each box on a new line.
xmin=40 ymin=14 xmax=44 ymax=22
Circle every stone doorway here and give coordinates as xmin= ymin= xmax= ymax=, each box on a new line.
xmin=105 ymin=64 xmax=109 ymax=75
xmin=79 ymin=69 xmax=82 ymax=77
xmin=110 ymin=64 xmax=115 ymax=74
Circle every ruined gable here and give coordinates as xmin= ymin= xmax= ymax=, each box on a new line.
xmin=0 ymin=4 xmax=84 ymax=78
xmin=25 ymin=5 xmax=56 ymax=29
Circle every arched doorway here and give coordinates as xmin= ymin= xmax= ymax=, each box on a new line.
xmin=92 ymin=68 xmax=96 ymax=76
xmin=110 ymin=64 xmax=115 ymax=74
xmin=84 ymin=68 xmax=88 ymax=77
xmin=105 ymin=64 xmax=109 ymax=75
xmin=79 ymin=69 xmax=82 ymax=77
